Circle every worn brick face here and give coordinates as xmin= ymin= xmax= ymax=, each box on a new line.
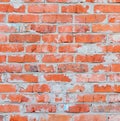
xmin=0 ymin=0 xmax=119 ymax=121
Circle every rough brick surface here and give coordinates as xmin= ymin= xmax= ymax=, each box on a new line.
xmin=0 ymin=0 xmax=120 ymax=121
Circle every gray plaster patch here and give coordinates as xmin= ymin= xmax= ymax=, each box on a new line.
xmin=112 ymin=34 xmax=120 ymax=42
xmin=10 ymin=0 xmax=23 ymax=8
xmin=104 ymin=54 xmax=118 ymax=63
xmin=77 ymin=44 xmax=103 ymax=54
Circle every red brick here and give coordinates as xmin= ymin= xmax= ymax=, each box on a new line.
xmin=0 ymin=24 xmax=17 ymax=32
xmin=0 ymin=0 xmax=120 ymax=119
xmin=42 ymin=34 xmax=58 ymax=43
xmin=24 ymin=64 xmax=38 ymax=72
xmin=42 ymin=54 xmax=73 ymax=63
xmin=108 ymin=34 xmax=120 ymax=43
xmin=48 ymin=114 xmax=71 ymax=121
xmin=114 ymin=85 xmax=120 ymax=92
xmin=47 ymin=0 xmax=70 ymax=2
xmin=28 ymin=4 xmax=58 ymax=13
xmin=0 ymin=44 xmax=24 ymax=52
xmin=108 ymin=0 xmax=120 ymax=2
xmin=42 ymin=14 xmax=72 ymax=23
xmin=44 ymin=74 xmax=71 ymax=82
xmin=24 ymin=0 xmax=43 ymax=2
xmin=92 ymin=24 xmax=120 ymax=33
xmin=74 ymin=114 xmax=106 ymax=121
xmin=39 ymin=64 xmax=55 ymax=73
xmin=0 ymin=14 xmax=5 ymax=22
xmin=76 ymin=54 xmax=105 ymax=63
xmin=0 ymin=0 xmax=9 ymax=1
xmin=94 ymin=5 xmax=120 ymax=13
xmin=92 ymin=104 xmax=120 ymax=112
xmin=58 ymin=64 xmax=88 ymax=73
xmin=0 ymin=4 xmax=25 ymax=12
xmin=0 ymin=64 xmax=22 ymax=73
xmin=67 ymin=85 xmax=85 ymax=93
xmin=26 ymin=44 xmax=56 ymax=53
xmin=59 ymin=44 xmax=80 ymax=53
xmin=74 ymin=24 xmax=90 ymax=32
xmin=10 ymin=115 xmax=28 ymax=121
xmin=36 ymin=94 xmax=49 ymax=102
xmin=0 ymin=55 xmax=6 ymax=63
xmin=75 ymin=14 xmax=106 ymax=23
xmin=76 ymin=74 xmax=106 ymax=82
xmin=24 ymin=64 xmax=55 ymax=73
xmin=75 ymin=34 xmax=106 ymax=43
xmin=94 ymin=84 xmax=113 ymax=92
xmin=93 ymin=64 xmax=110 ymax=72
xmin=0 ymin=104 xmax=19 ymax=112
xmin=8 ymin=94 xmax=29 ymax=103
xmin=66 ymin=104 xmax=90 ymax=113
xmin=9 ymin=74 xmax=38 ymax=83
xmin=59 ymin=34 xmax=73 ymax=43
xmin=8 ymin=54 xmax=37 ymax=63
xmin=61 ymin=5 xmax=89 ymax=13
xmin=42 ymin=34 xmax=73 ymax=43
xmin=77 ymin=94 xmax=106 ymax=102
xmin=108 ymin=74 xmax=120 ymax=82
xmin=108 ymin=94 xmax=120 ymax=103
xmin=0 ymin=34 xmax=7 ymax=42
xmin=30 ymin=24 xmax=56 ymax=33
xmin=106 ymin=45 xmax=120 ymax=52
xmin=0 ymin=84 xmax=16 ymax=93
xmin=20 ymin=84 xmax=50 ymax=93
xmin=0 ymin=116 xmax=3 ymax=121
xmin=111 ymin=64 xmax=120 ymax=72
xmin=108 ymin=115 xmax=120 ymax=121
xmin=108 ymin=14 xmax=120 ymax=23
xmin=26 ymin=104 xmax=56 ymax=112
xmin=58 ymin=25 xmax=73 ymax=33
xmin=9 ymin=34 xmax=40 ymax=42
xmin=8 ymin=14 xmax=39 ymax=23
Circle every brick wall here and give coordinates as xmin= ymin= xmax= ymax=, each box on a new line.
xmin=0 ymin=0 xmax=120 ymax=121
